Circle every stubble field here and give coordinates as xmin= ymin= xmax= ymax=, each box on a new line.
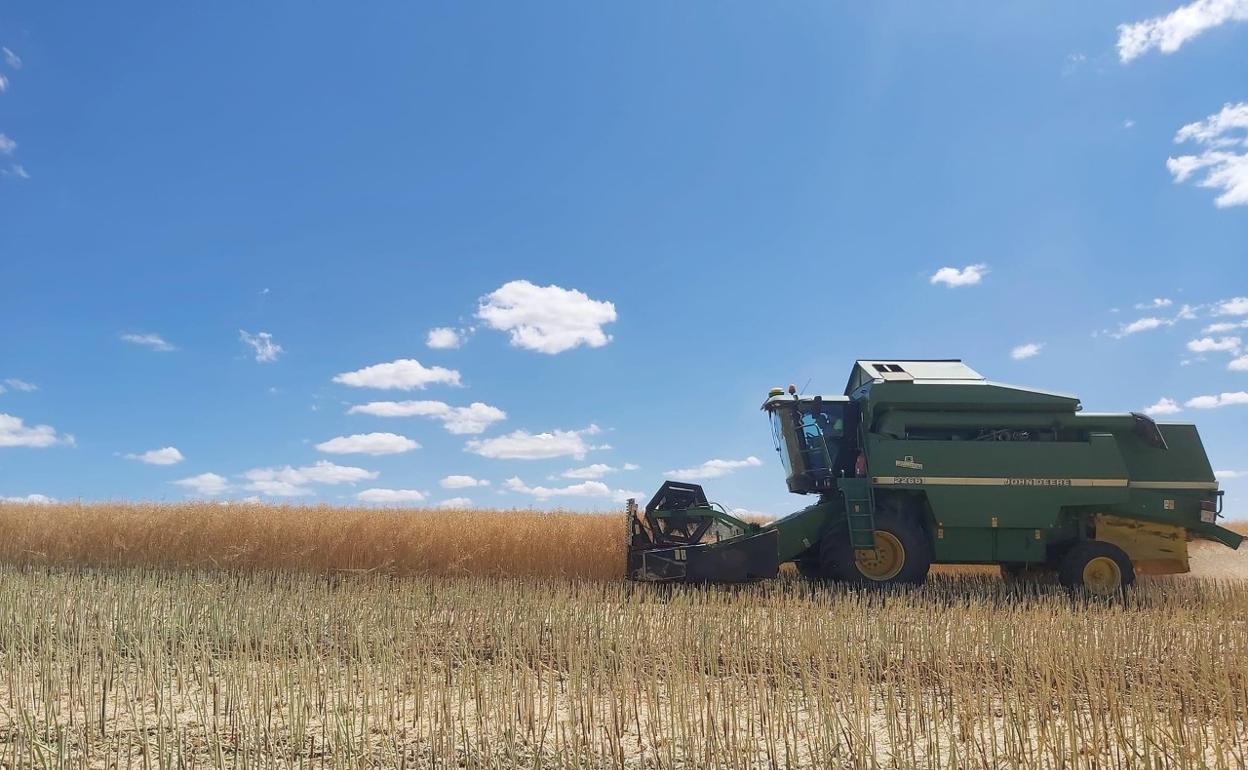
xmin=0 ymin=502 xmax=1245 ymax=769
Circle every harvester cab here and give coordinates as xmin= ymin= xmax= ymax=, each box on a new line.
xmin=764 ymin=387 xmax=856 ymax=494
xmin=626 ymin=358 xmax=1243 ymax=594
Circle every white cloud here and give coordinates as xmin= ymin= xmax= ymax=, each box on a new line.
xmin=120 ymin=333 xmax=176 ymax=352
xmin=315 ymin=432 xmax=419 ymax=456
xmin=3 ymin=378 xmax=36 ymax=392
xmin=2 ymin=47 xmax=19 ymax=69
xmin=1143 ymin=397 xmax=1183 ymax=416
xmin=0 ymin=134 xmax=15 ymax=155
xmin=1167 ymin=103 xmax=1248 ymax=208
xmin=125 ymin=446 xmax=185 ymax=465
xmin=664 ymin=456 xmax=763 ymax=481
xmin=1114 ymin=316 xmax=1173 ymax=337
xmin=1187 ymin=336 xmax=1242 ymax=353
xmin=239 ymin=330 xmax=283 ymax=363
xmin=333 ymin=359 xmax=461 ymax=390
xmin=1203 ymin=320 xmax=1248 ymax=333
xmin=355 ymin=488 xmax=426 ymax=504
xmin=1010 ymin=343 xmax=1043 ymax=360
xmin=1117 ymin=0 xmax=1248 ymax=63
xmin=172 ymin=472 xmax=231 ymax=496
xmin=1135 ymin=298 xmax=1173 ymax=309
xmin=1184 ymin=391 xmax=1248 ymax=409
xmin=929 ymin=264 xmax=987 ymax=288
xmin=730 ymin=508 xmax=775 ymax=521
xmin=466 ymin=425 xmax=601 ymax=460
xmin=1 ymin=494 xmax=55 ymax=504
xmin=560 ymin=463 xmax=620 ymax=479
xmin=0 ymin=413 xmax=72 ymax=448
xmin=1230 ymin=355 xmax=1248 ymax=371
xmin=1215 ymin=469 xmax=1247 ymax=479
xmin=440 ymin=475 xmax=490 ymax=489
xmin=347 ymin=400 xmax=505 ymax=434
xmin=438 ymin=497 xmax=473 ymax=508
xmin=476 ymin=280 xmax=617 ymax=354
xmin=1214 ymin=296 xmax=1248 ymax=316
xmin=0 ymin=74 xmax=7 ymax=92
xmin=242 ymin=461 xmax=378 ymax=497
xmin=504 ymin=476 xmax=638 ymax=503
xmin=426 ymin=327 xmax=465 ymax=349
xmin=1124 ymin=119 xmax=1136 ymax=129
xmin=2 ymin=164 xmax=28 ymax=180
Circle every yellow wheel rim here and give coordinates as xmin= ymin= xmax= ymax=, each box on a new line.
xmin=1082 ymin=556 xmax=1122 ymax=596
xmin=855 ymin=531 xmax=906 ymax=581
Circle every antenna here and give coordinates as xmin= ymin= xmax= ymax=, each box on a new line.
xmin=798 ymin=378 xmax=812 ymax=396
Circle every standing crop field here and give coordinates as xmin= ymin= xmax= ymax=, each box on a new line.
xmin=0 ymin=504 xmax=1245 ymax=769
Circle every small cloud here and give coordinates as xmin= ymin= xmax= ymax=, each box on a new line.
xmin=476 ymin=280 xmax=617 ymax=354
xmin=172 ymin=472 xmax=231 ymax=496
xmin=315 ymin=432 xmax=420 ymax=456
xmin=560 ymin=462 xmax=639 ymax=479
xmin=1 ymin=164 xmax=29 ymax=180
xmin=1184 ymin=392 xmax=1248 ymax=409
xmin=664 ymin=456 xmax=763 ymax=481
xmin=239 ymin=330 xmax=283 ymax=363
xmin=355 ymin=488 xmax=426 ymax=504
xmin=1135 ymin=298 xmax=1173 ymax=310
xmin=1113 ymin=317 xmax=1172 ymax=338
xmin=1167 ymin=103 xmax=1248 ymax=208
xmin=503 ymin=477 xmax=637 ymax=503
xmin=0 ymin=134 xmax=15 ymax=155
xmin=1214 ymin=296 xmax=1248 ymax=316
xmin=333 ymin=359 xmax=461 ymax=390
xmin=438 ymin=497 xmax=473 ymax=508
xmin=1 ymin=493 xmax=55 ymax=504
xmin=120 ymin=333 xmax=176 ymax=352
xmin=1061 ymin=52 xmax=1087 ymax=76
xmin=466 ymin=425 xmax=601 ymax=460
xmin=125 ymin=446 xmax=185 ymax=465
xmin=2 ymin=47 xmax=20 ymax=70
xmin=1175 ymin=304 xmax=1198 ymax=321
xmin=1143 ymin=397 xmax=1182 ymax=416
xmin=1187 ymin=336 xmax=1242 ymax=353
xmin=260 ymin=288 xmax=270 ymax=295
xmin=0 ymin=413 xmax=73 ymax=448
xmin=242 ymin=461 xmax=378 ymax=497
xmin=439 ymin=475 xmax=490 ymax=489
xmin=1214 ymin=469 xmax=1247 ymax=480
xmin=1203 ymin=320 xmax=1248 ymax=333
xmin=1010 ymin=343 xmax=1043 ymax=360
xmin=1123 ymin=119 xmax=1136 ymax=129
xmin=929 ymin=264 xmax=987 ymax=288
xmin=1230 ymin=355 xmax=1248 ymax=371
xmin=347 ymin=400 xmax=505 ymax=434
xmin=0 ymin=74 xmax=7 ymax=93
xmin=1117 ymin=1 xmax=1248 ymax=63
xmin=426 ymin=327 xmax=466 ymax=350
xmin=3 ymin=378 xmax=36 ymax=392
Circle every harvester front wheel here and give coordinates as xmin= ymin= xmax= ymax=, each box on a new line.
xmin=825 ymin=511 xmax=931 ymax=586
xmin=1058 ymin=541 xmax=1135 ymax=597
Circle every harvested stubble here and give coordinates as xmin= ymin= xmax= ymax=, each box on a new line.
xmin=0 ymin=566 xmax=1246 ymax=769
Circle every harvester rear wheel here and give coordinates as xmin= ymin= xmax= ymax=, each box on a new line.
xmin=1058 ymin=541 xmax=1135 ymax=597
xmin=824 ymin=510 xmax=931 ymax=586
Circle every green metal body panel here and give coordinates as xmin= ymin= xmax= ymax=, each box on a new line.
xmin=649 ymin=360 xmax=1240 ymax=582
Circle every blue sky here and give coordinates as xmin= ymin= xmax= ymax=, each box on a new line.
xmin=1 ymin=2 xmax=1246 ymax=518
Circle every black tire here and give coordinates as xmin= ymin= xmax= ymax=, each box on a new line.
xmin=822 ymin=510 xmax=932 ymax=586
xmin=1058 ymin=541 xmax=1135 ymax=596
xmin=794 ymin=557 xmax=824 ymax=581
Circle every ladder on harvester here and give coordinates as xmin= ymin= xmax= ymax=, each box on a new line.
xmin=837 ymin=477 xmax=876 ymax=551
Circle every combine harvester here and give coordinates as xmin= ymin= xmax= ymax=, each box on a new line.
xmin=627 ymin=360 xmax=1241 ymax=595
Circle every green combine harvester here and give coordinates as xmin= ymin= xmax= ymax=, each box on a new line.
xmin=627 ymin=360 xmax=1242 ymax=595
